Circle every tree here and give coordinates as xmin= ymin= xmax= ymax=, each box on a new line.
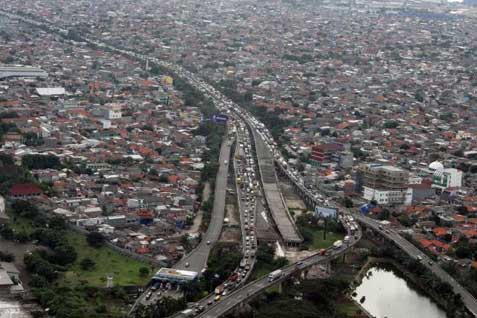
xmin=48 ymin=216 xmax=67 ymax=230
xmin=80 ymin=257 xmax=96 ymax=271
xmin=86 ymin=231 xmax=105 ymax=248
xmin=12 ymin=200 xmax=39 ymax=219
xmin=377 ymin=209 xmax=390 ymax=221
xmin=21 ymin=154 xmax=61 ymax=170
xmin=52 ymin=244 xmax=77 ymax=266
xmin=256 ymin=244 xmax=275 ymax=264
xmin=400 ymin=143 xmax=410 ymax=150
xmin=343 ymin=197 xmax=354 ymax=208
xmin=383 ymin=120 xmax=399 ymax=129
xmin=158 ymin=174 xmax=169 ymax=183
xmin=139 ymin=267 xmax=150 ymax=278
xmin=398 ymin=214 xmax=414 ymax=227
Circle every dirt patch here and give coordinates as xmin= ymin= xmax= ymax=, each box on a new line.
xmin=220 ymin=228 xmax=241 ymax=242
xmin=0 ymin=239 xmax=45 ymax=289
xmin=225 ymin=204 xmax=238 ymax=226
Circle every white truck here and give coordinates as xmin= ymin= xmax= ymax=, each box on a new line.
xmin=268 ymin=269 xmax=283 ymax=282
xmin=333 ymin=240 xmax=343 ymax=249
xmin=180 ymin=309 xmax=194 ymax=317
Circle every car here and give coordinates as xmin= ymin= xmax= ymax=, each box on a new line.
xmin=207 ymin=300 xmax=213 ymax=306
xmin=429 ymin=261 xmax=434 ymax=266
xmin=195 ymin=306 xmax=205 ymax=313
xmin=206 ymin=240 xmax=211 ymax=245
xmin=214 ymin=295 xmax=221 ymax=302
xmin=185 ymin=262 xmax=190 ymax=267
xmin=297 ymin=261 xmax=304 ymax=266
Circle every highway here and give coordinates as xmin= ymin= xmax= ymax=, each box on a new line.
xmin=174 ymin=139 xmax=232 ymax=272
xmin=354 ymin=214 xmax=477 ymax=317
xmin=130 ymin=139 xmax=233 ymax=310
xmin=251 ymin=128 xmax=302 ymax=245
xmin=195 ymin=211 xmax=362 ymax=318
xmin=5 ymin=10 xmax=477 ymax=318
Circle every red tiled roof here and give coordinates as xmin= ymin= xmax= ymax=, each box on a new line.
xmin=463 ymin=230 xmax=477 ymax=239
xmin=10 ymin=183 xmax=42 ymax=196
xmin=433 ymin=227 xmax=449 ymax=237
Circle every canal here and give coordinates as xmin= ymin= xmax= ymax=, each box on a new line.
xmin=352 ymin=264 xmax=447 ymax=318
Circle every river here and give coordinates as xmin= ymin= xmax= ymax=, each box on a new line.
xmin=352 ymin=264 xmax=447 ymax=318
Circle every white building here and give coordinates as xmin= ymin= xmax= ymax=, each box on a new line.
xmin=103 ymin=103 xmax=122 ymax=120
xmin=432 ymin=168 xmax=463 ymax=189
xmin=422 ymin=161 xmax=463 ymax=190
xmin=362 ymin=187 xmax=410 ymax=205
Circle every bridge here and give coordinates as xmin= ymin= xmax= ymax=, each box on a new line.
xmin=249 ymin=126 xmax=302 ymax=246
xmin=173 ymin=139 xmax=232 ymax=272
xmin=193 ymin=209 xmax=361 ymax=318
xmin=355 ymin=214 xmax=477 ymax=316
xmin=4 ymin=9 xmax=477 ymax=317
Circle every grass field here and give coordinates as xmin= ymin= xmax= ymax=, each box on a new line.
xmin=6 ymin=211 xmax=36 ymax=236
xmin=60 ymin=231 xmax=155 ymax=287
xmin=250 ymin=262 xmax=276 ymax=281
xmin=306 ymin=228 xmax=344 ymax=250
xmin=337 ymin=301 xmax=362 ymax=316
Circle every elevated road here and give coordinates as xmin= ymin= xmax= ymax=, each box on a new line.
xmin=251 ymin=129 xmax=302 ymax=245
xmin=6 ymin=10 xmax=477 ymax=317
xmin=174 ymin=139 xmax=232 ymax=272
xmin=195 ymin=211 xmax=362 ymax=318
xmin=355 ymin=214 xmax=477 ymax=316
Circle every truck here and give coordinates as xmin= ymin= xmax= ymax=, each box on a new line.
xmin=268 ymin=269 xmax=283 ymax=282
xmin=333 ymin=240 xmax=343 ymax=249
xmin=215 ymin=285 xmax=225 ymax=295
xmin=180 ymin=309 xmax=194 ymax=317
xmin=228 ymin=272 xmax=239 ymax=282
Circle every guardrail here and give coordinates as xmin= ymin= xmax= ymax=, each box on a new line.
xmin=195 ymin=212 xmax=362 ymax=317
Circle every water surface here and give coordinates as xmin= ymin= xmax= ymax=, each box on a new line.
xmin=352 ymin=264 xmax=447 ymax=318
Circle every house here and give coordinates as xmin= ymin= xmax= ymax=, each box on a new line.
xmin=419 ymin=239 xmax=450 ymax=254
xmin=9 ymin=183 xmax=42 ymax=199
xmin=0 ymin=262 xmax=22 ymax=296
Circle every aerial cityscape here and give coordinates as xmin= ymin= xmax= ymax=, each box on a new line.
xmin=1 ymin=0 xmax=477 ymax=317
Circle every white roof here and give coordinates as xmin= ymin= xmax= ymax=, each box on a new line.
xmin=429 ymin=161 xmax=444 ymax=171
xmin=35 ymin=87 xmax=65 ymax=96
xmin=155 ymin=267 xmax=198 ymax=281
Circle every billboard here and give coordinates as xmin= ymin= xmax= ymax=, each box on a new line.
xmin=213 ymin=113 xmax=229 ymax=124
xmin=314 ymin=206 xmax=337 ymax=218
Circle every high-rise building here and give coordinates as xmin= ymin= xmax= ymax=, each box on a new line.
xmin=357 ymin=163 xmax=410 ymax=205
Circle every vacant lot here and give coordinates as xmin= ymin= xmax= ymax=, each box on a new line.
xmin=60 ymin=231 xmax=156 ymax=287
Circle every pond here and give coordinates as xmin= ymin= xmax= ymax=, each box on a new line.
xmin=352 ymin=264 xmax=447 ymax=318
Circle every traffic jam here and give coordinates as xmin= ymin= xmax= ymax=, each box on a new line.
xmin=191 ymin=119 xmax=261 ymax=315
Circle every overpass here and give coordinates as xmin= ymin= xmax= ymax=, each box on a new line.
xmin=4 ymin=9 xmax=477 ymax=317
xmin=355 ymin=214 xmax=477 ymax=317
xmin=249 ymin=127 xmax=302 ymax=246
xmin=173 ymin=139 xmax=232 ymax=272
xmin=194 ymin=210 xmax=361 ymax=318
xmin=0 ymin=66 xmax=48 ymax=80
